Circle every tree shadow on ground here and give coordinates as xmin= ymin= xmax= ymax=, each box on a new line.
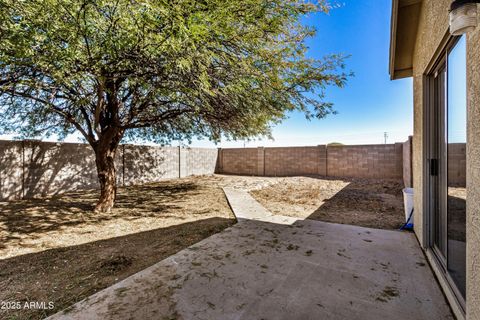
xmin=0 ymin=217 xmax=235 ymax=320
xmin=0 ymin=181 xmax=200 ymax=249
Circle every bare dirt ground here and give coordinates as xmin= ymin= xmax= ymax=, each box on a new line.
xmin=0 ymin=175 xmax=244 ymax=320
xmin=250 ymin=176 xmax=405 ymax=230
xmin=0 ymin=174 xmax=405 ymax=319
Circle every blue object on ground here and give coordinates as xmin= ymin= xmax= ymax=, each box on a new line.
xmin=400 ymin=209 xmax=414 ymax=231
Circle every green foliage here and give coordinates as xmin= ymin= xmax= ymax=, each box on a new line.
xmin=0 ymin=0 xmax=351 ymax=145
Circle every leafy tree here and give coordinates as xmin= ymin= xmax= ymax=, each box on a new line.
xmin=0 ymin=0 xmax=350 ymax=212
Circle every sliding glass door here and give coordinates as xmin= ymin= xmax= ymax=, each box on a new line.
xmin=427 ymin=36 xmax=466 ymax=303
xmin=446 ymin=36 xmax=467 ymax=298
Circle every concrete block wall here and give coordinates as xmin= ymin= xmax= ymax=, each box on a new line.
xmin=21 ymin=141 xmax=103 ymax=198
xmin=403 ymin=136 xmax=413 ymax=188
xmin=122 ymin=145 xmax=180 ymax=186
xmin=219 ymin=143 xmax=405 ymax=180
xmin=448 ymin=143 xmax=467 ymax=187
xmin=257 ymin=147 xmax=265 ymax=176
xmin=327 ymin=144 xmax=403 ymax=179
xmin=264 ymin=146 xmax=326 ymax=176
xmin=0 ymin=140 xmax=219 ymax=200
xmin=184 ymin=147 xmax=219 ymax=177
xmin=2 ymin=139 xmax=452 ymax=200
xmin=0 ymin=140 xmax=24 ymax=200
xmin=218 ymin=147 xmax=258 ymax=175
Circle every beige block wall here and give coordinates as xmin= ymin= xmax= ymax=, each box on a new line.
xmin=327 ymin=144 xmax=403 ymax=179
xmin=257 ymin=147 xmax=265 ymax=176
xmin=123 ymin=145 xmax=180 ymax=185
xmin=0 ymin=141 xmax=24 ymax=199
xmin=0 ymin=141 xmax=219 ymax=200
xmin=403 ymin=136 xmax=413 ymax=188
xmin=264 ymin=146 xmax=326 ymax=176
xmin=466 ymin=12 xmax=480 ymax=320
xmin=219 ymin=147 xmax=258 ymax=175
xmin=22 ymin=141 xmax=101 ymax=197
xmin=185 ymin=147 xmax=219 ymax=177
xmin=448 ymin=143 xmax=467 ymax=187
xmin=219 ymin=144 xmax=404 ymax=180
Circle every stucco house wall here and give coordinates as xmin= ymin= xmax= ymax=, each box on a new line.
xmin=407 ymin=1 xmax=480 ymax=319
xmin=411 ymin=0 xmax=451 ymax=249
xmin=466 ymin=12 xmax=480 ymax=320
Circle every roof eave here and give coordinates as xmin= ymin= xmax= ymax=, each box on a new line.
xmin=389 ymin=0 xmax=400 ymax=80
xmin=389 ymin=0 xmax=422 ymax=80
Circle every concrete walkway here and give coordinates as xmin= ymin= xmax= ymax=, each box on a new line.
xmin=222 ymin=187 xmax=299 ymax=224
xmin=47 ymin=189 xmax=454 ymax=320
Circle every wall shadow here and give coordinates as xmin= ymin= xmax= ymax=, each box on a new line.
xmin=0 ymin=141 xmax=23 ymax=199
xmin=0 ymin=141 xmax=189 ymax=200
xmin=23 ymin=141 xmax=98 ymax=198
xmin=0 ymin=181 xmax=200 ymax=250
xmin=122 ymin=144 xmax=168 ymax=185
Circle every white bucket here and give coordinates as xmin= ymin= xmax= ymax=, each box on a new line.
xmin=402 ymin=188 xmax=414 ymax=224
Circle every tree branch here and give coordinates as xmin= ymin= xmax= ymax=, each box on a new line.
xmin=6 ymin=89 xmax=94 ymax=144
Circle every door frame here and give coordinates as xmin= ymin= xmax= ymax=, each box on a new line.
xmin=423 ymin=33 xmax=466 ymax=313
xmin=427 ymin=58 xmax=448 ymax=266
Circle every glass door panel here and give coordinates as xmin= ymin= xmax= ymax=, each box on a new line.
xmin=427 ymin=35 xmax=467 ymax=304
xmin=446 ymin=36 xmax=466 ymax=299
xmin=431 ymin=63 xmax=447 ymax=261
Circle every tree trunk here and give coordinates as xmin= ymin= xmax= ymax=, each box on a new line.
xmin=93 ymin=130 xmax=123 ymax=213
xmin=94 ymin=149 xmax=117 ymax=212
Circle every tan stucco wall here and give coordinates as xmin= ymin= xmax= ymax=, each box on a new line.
xmin=410 ymin=1 xmax=480 ymax=319
xmin=411 ymin=0 xmax=451 ymax=248
xmin=466 ymin=13 xmax=480 ymax=320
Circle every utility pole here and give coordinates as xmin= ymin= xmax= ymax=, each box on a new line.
xmin=384 ymin=132 xmax=388 ymax=144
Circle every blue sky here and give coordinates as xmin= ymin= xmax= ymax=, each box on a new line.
xmin=448 ymin=36 xmax=467 ymax=143
xmin=192 ymin=0 xmax=414 ymax=147
xmin=0 ymin=0 xmax=414 ymax=147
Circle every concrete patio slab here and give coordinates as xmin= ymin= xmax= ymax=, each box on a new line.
xmin=47 ymin=190 xmax=454 ymax=320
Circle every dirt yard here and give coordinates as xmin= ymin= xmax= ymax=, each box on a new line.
xmin=250 ymin=176 xmax=405 ymax=230
xmin=0 ymin=176 xmax=243 ymax=320
xmin=0 ymin=174 xmax=405 ymax=319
